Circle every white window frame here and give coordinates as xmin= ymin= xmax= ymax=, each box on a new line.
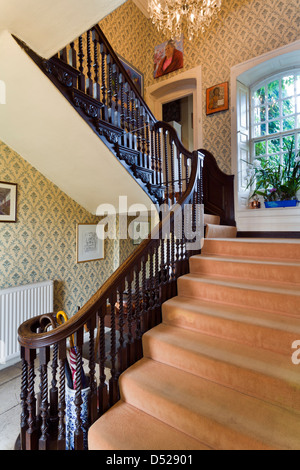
xmin=231 ymin=39 xmax=300 ymax=232
xmin=250 ymin=69 xmax=300 ymax=164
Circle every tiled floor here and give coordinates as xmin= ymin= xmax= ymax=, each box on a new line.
xmin=0 ymin=356 xmax=108 ymax=451
xmin=0 ymin=361 xmax=23 ymax=451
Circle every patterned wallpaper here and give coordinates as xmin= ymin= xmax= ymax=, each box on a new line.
xmin=0 ymin=141 xmax=135 ymax=316
xmin=100 ymin=0 xmax=300 ymax=173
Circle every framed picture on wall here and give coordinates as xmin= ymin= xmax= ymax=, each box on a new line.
xmin=0 ymin=181 xmax=17 ymax=223
xmin=154 ymin=35 xmax=184 ymax=79
xmin=118 ymin=55 xmax=144 ymax=97
xmin=77 ymin=224 xmax=104 ymax=263
xmin=206 ymin=82 xmax=229 ymax=115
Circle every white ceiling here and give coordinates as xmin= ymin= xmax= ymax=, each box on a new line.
xmin=0 ymin=0 xmax=127 ymax=58
xmin=0 ymin=2 xmax=154 ymax=215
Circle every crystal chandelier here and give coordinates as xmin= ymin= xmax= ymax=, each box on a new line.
xmin=148 ymin=0 xmax=222 ymax=40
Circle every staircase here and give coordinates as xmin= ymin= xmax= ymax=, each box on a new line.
xmin=15 ymin=19 xmax=300 ymax=452
xmin=89 ymin=238 xmax=300 ymax=450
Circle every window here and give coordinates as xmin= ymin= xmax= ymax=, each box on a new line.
xmin=250 ymin=70 xmax=300 ymax=165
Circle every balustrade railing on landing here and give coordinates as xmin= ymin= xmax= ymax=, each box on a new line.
xmin=15 ymin=24 xmax=205 ymax=450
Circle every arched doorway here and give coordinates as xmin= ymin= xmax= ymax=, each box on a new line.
xmin=145 ymin=65 xmax=203 ymax=151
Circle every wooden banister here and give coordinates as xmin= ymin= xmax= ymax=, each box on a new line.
xmin=13 ymin=21 xmax=236 ymax=451
xmin=17 ymin=120 xmax=204 ymax=450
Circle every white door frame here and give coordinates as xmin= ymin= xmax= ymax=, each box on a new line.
xmin=145 ymin=65 xmax=203 ymax=151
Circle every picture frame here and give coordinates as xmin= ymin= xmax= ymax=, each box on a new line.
xmin=132 ymin=221 xmax=150 ymax=245
xmin=76 ymin=224 xmax=104 ymax=263
xmin=206 ymin=82 xmax=229 ymax=115
xmin=154 ymin=35 xmax=184 ymax=79
xmin=0 ymin=181 xmax=17 ymax=223
xmin=118 ymin=55 xmax=144 ymax=97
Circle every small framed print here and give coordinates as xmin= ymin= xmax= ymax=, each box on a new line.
xmin=118 ymin=55 xmax=144 ymax=97
xmin=77 ymin=224 xmax=104 ymax=263
xmin=0 ymin=181 xmax=17 ymax=223
xmin=206 ymin=82 xmax=229 ymax=115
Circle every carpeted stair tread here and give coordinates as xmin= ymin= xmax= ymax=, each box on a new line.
xmin=177 ymin=274 xmax=300 ymax=317
xmin=142 ymin=323 xmax=300 ymax=412
xmin=204 ymin=214 xmax=220 ymax=225
xmin=205 ymin=223 xmax=237 ymax=239
xmin=88 ymin=237 xmax=300 ymax=450
xmin=88 ymin=401 xmax=210 ymax=450
xmin=202 ymin=238 xmax=300 ymax=260
xmin=162 ymin=296 xmax=300 ymax=355
xmin=119 ymin=358 xmax=300 ymax=450
xmin=190 ymin=254 xmax=300 ymax=285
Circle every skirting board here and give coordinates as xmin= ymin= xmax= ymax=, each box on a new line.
xmin=237 ymin=232 xmax=300 ymax=239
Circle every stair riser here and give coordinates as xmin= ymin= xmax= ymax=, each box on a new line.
xmin=162 ymin=304 xmax=297 ymax=356
xmin=189 ymin=258 xmax=300 ymax=285
xmin=177 ymin=277 xmax=300 ymax=317
xmin=202 ymin=240 xmax=300 ymax=261
xmin=142 ymin=334 xmax=300 ymax=413
xmin=119 ymin=375 xmax=274 ymax=451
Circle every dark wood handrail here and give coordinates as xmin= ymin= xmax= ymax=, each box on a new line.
xmin=15 ymin=22 xmax=208 ymax=451
xmin=18 ymin=146 xmax=201 ymax=350
xmin=17 ymin=119 xmax=204 ymax=451
xmin=92 ymin=24 xmax=156 ymax=123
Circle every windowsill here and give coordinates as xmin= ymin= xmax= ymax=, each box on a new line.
xmin=238 ymin=205 xmax=300 ymax=215
xmin=236 ymin=205 xmax=300 ymax=232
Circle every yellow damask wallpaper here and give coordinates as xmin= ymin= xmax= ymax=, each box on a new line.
xmin=0 ymin=141 xmax=135 ymax=316
xmin=100 ymin=0 xmax=300 ymax=173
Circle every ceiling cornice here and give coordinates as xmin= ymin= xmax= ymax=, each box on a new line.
xmin=132 ymin=0 xmax=150 ymax=18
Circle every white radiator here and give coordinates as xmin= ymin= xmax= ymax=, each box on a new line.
xmin=0 ymin=280 xmax=54 ymax=365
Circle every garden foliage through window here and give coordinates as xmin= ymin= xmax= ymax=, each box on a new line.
xmin=251 ymin=70 xmax=300 ymax=165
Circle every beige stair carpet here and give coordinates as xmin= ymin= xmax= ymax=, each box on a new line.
xmin=88 ymin=238 xmax=300 ymax=450
xmin=204 ymin=214 xmax=237 ymax=238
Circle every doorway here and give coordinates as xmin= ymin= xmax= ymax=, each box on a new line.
xmin=145 ymin=65 xmax=203 ymax=151
xmin=163 ymin=94 xmax=194 ymax=152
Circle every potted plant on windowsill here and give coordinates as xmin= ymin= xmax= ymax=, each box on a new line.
xmin=245 ymin=142 xmax=300 ymax=209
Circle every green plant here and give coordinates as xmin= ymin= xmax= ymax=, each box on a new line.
xmin=245 ymin=141 xmax=300 ymax=202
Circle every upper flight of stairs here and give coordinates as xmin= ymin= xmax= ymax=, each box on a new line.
xmin=89 ymin=238 xmax=300 ymax=450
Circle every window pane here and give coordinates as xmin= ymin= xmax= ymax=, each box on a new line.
xmin=282 ymin=98 xmax=295 ymax=116
xmin=282 ymin=75 xmax=294 ymax=98
xmin=268 ymin=121 xmax=280 ymax=134
xmin=255 ymin=141 xmax=266 ymax=156
xmin=254 ymin=124 xmax=266 ymax=137
xmin=268 ymin=103 xmax=280 ymax=119
xmin=283 ymin=135 xmax=295 ymax=149
xmin=283 ymin=117 xmax=295 ymax=132
xmin=282 ymin=135 xmax=295 ymax=147
xmin=297 ymin=114 xmax=300 ymax=129
xmin=268 ymin=80 xmax=279 ymax=102
xmin=296 ymin=75 xmax=300 ymax=94
xmin=254 ymin=106 xmax=266 ymax=123
xmin=253 ymin=87 xmax=265 ymax=106
xmin=268 ymin=138 xmax=280 ymax=155
xmin=269 ymin=153 xmax=280 ymax=165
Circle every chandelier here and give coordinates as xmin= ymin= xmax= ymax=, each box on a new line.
xmin=148 ymin=0 xmax=222 ymax=40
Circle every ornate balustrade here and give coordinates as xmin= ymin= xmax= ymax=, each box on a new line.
xmin=17 ymin=122 xmax=204 ymax=450
xmin=14 ymin=18 xmax=211 ymax=450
